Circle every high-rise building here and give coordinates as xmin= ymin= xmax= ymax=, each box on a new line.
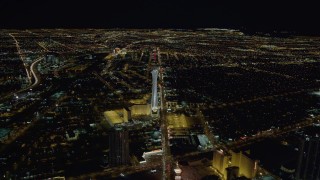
xmin=226 ymin=166 xmax=240 ymax=180
xmin=151 ymin=68 xmax=159 ymax=114
xmin=295 ymin=130 xmax=320 ymax=180
xmin=123 ymin=107 xmax=131 ymax=122
xmin=109 ymin=127 xmax=130 ymax=166
xmin=212 ymin=149 xmax=258 ymax=179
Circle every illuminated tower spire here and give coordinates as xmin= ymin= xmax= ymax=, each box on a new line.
xmin=151 ymin=68 xmax=159 ymax=112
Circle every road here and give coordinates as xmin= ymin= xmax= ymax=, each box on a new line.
xmin=128 ymin=70 xmax=151 ymax=83
xmin=30 ymin=57 xmax=44 ymax=88
xmin=1 ymin=88 xmax=67 ymax=146
xmin=174 ymin=115 xmax=319 ymax=162
xmin=8 ymin=33 xmax=32 ymax=83
xmin=159 ymin=85 xmax=172 ymax=180
xmin=196 ymin=109 xmax=219 ymax=149
xmin=158 ymin=52 xmax=173 ymax=180
xmin=239 ymin=66 xmax=296 ymax=79
xmin=68 ymin=161 xmax=162 ymax=179
xmin=0 ymin=56 xmax=44 ymax=103
xmin=225 ymin=115 xmax=319 ymax=150
xmin=0 ymin=33 xmax=45 ymax=102
xmin=199 ymin=87 xmax=320 ymax=110
xmin=0 ymin=55 xmax=54 ymax=147
xmin=92 ymin=72 xmax=115 ymax=91
xmin=37 ymin=42 xmax=50 ymax=52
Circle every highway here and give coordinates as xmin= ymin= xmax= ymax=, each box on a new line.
xmin=174 ymin=115 xmax=320 ymax=162
xmin=30 ymin=57 xmax=44 ymax=88
xmin=0 ymin=56 xmax=44 ymax=102
xmin=8 ymin=33 xmax=32 ymax=83
xmin=177 ymin=115 xmax=319 ymax=161
xmin=224 ymin=115 xmax=320 ymax=150
xmin=0 ymin=56 xmax=45 ymax=146
xmin=158 ymin=50 xmax=173 ymax=180
xmin=159 ymin=86 xmax=173 ymax=180
xmin=68 ymin=160 xmax=162 ymax=179
xmin=0 ymin=33 xmax=45 ymax=102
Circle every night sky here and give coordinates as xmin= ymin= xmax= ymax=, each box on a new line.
xmin=0 ymin=0 xmax=319 ymax=34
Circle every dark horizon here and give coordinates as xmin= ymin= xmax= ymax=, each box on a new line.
xmin=0 ymin=0 xmax=319 ymax=35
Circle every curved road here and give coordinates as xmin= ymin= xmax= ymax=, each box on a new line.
xmin=29 ymin=57 xmax=44 ymax=88
xmin=0 ymin=56 xmax=44 ymax=102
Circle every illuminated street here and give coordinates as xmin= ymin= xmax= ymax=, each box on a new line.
xmin=0 ymin=29 xmax=320 ymax=180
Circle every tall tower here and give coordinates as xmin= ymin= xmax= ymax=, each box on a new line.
xmin=109 ymin=128 xmax=130 ymax=166
xmin=295 ymin=134 xmax=320 ymax=180
xmin=151 ymin=68 xmax=159 ymax=115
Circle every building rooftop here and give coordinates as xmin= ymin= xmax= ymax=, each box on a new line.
xmin=104 ymin=110 xmax=125 ymax=126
